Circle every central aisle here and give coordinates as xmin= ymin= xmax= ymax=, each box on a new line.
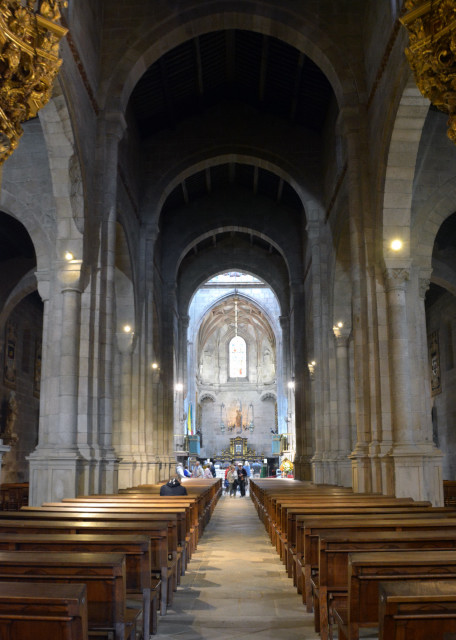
xmin=153 ymin=491 xmax=321 ymax=639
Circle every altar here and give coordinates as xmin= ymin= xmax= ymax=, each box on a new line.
xmin=216 ymin=436 xmax=263 ymax=463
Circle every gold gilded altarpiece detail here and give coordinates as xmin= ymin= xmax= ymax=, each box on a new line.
xmin=401 ymin=0 xmax=456 ymax=143
xmin=0 ymin=0 xmax=67 ymax=163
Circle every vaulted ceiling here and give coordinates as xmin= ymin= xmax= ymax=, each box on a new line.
xmin=128 ymin=29 xmax=334 ymax=138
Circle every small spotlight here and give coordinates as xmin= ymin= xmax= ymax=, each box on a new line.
xmin=391 ymin=239 xmax=403 ymax=251
xmin=123 ymin=324 xmax=132 ymax=333
xmin=337 ymin=322 xmax=343 ymax=328
xmin=64 ymin=251 xmax=74 ymax=261
xmin=287 ymin=381 xmax=295 ymax=390
xmin=151 ymin=362 xmax=159 ymax=370
xmin=175 ymin=383 xmax=183 ymax=392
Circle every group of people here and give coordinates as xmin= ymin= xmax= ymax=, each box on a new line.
xmin=225 ymin=461 xmax=250 ymax=497
xmin=176 ymin=459 xmax=217 ymax=480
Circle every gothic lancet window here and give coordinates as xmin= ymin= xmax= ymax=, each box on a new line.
xmin=229 ymin=335 xmax=246 ymax=378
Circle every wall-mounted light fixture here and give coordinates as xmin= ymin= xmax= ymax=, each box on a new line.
xmin=308 ymin=361 xmax=316 ymax=380
xmin=391 ymin=239 xmax=403 ymax=251
xmin=64 ymin=251 xmax=74 ymax=262
xmin=175 ymin=382 xmax=183 ymax=392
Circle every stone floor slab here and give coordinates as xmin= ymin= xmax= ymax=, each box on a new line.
xmin=152 ymin=493 xmax=321 ymax=639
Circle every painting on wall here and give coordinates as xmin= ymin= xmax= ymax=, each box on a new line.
xmin=3 ymin=323 xmax=17 ymax=388
xmin=429 ymin=330 xmax=441 ymax=396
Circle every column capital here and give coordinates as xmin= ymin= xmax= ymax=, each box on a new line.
xmin=35 ymin=268 xmax=50 ymax=301
xmin=383 ymin=267 xmax=410 ymax=292
xmin=116 ymin=331 xmax=135 ymax=355
xmin=306 ymin=219 xmax=320 ymax=242
xmin=57 ymin=259 xmax=84 ymax=293
xmin=419 ymin=276 xmax=431 ymax=299
xmin=333 ymin=329 xmax=351 ymax=346
xmin=102 ymin=110 xmax=127 ymax=142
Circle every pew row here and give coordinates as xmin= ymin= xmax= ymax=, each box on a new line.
xmin=0 ymin=581 xmax=88 ymax=640
xmin=0 ymin=550 xmax=140 ymax=640
xmin=378 ymin=580 xmax=456 ymax=640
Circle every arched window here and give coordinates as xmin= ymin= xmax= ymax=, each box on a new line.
xmin=229 ymin=335 xmax=246 ymax=378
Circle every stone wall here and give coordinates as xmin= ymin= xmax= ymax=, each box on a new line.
xmin=0 ymin=293 xmax=43 ymax=483
xmin=426 ymin=291 xmax=456 ymax=479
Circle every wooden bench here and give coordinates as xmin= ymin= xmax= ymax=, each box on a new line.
xmin=315 ymin=528 xmax=456 ymax=640
xmin=0 ymin=550 xmax=140 ymax=640
xmin=443 ymin=480 xmax=456 ymax=507
xmin=0 ymin=517 xmax=169 ymax=617
xmin=42 ymin=498 xmax=196 ymax=570
xmin=0 ymin=581 xmax=88 ymax=640
xmin=378 ymin=580 xmax=456 ymax=640
xmin=0 ymin=531 xmax=158 ymax=637
xmin=17 ymin=506 xmax=182 ymax=610
xmin=296 ymin=514 xmax=456 ymax=611
xmin=0 ymin=482 xmax=29 ymax=510
xmin=333 ymin=550 xmax=456 ymax=640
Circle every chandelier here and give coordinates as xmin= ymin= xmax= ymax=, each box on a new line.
xmin=400 ymin=0 xmax=456 ymax=143
xmin=0 ymin=0 xmax=68 ymax=163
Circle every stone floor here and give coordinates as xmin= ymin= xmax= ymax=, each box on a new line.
xmin=152 ymin=491 xmax=322 ymax=639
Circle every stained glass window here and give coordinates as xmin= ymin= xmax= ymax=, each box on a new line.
xmin=229 ymin=335 xmax=246 ymax=378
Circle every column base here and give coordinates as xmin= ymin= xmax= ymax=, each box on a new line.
xmin=311 ymin=454 xmax=325 ymax=484
xmin=336 ymin=454 xmax=353 ymax=487
xmin=349 ymin=444 xmax=371 ymax=493
xmin=391 ymin=443 xmax=443 ymax=506
xmin=27 ymin=446 xmax=83 ymax=506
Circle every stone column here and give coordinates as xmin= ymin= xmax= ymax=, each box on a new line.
xmin=115 ymin=330 xmax=135 ymax=488
xmin=333 ymin=326 xmax=353 ymax=486
xmin=340 ymin=107 xmax=372 ymax=493
xmin=179 ymin=314 xmax=190 ymax=452
xmin=34 ymin=269 xmax=51 ymax=446
xmin=306 ymin=221 xmax=325 ymax=483
xmin=384 ymin=267 xmax=429 ymax=501
xmin=28 ymin=260 xmax=84 ymax=505
xmin=384 ymin=268 xmax=414 ymax=446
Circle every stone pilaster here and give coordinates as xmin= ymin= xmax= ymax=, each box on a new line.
xmin=333 ymin=326 xmax=353 ymax=486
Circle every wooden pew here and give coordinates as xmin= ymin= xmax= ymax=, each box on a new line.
xmin=443 ymin=480 xmax=456 ymax=507
xmin=378 ymin=580 xmax=456 ymax=640
xmin=0 ymin=532 xmax=157 ymax=637
xmin=0 ymin=517 xmax=169 ymax=617
xmin=296 ymin=514 xmax=456 ymax=610
xmin=0 ymin=482 xmax=29 ymax=510
xmin=333 ymin=550 xmax=456 ymax=640
xmin=315 ymin=528 xmax=456 ymax=640
xmin=0 ymin=550 xmax=139 ymax=640
xmin=17 ymin=506 xmax=182 ymax=608
xmin=0 ymin=581 xmax=88 ymax=640
xmin=41 ymin=498 xmax=196 ymax=569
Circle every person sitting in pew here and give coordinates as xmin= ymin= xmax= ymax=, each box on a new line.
xmin=160 ymin=477 xmax=188 ymax=496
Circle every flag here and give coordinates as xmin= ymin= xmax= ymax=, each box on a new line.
xmin=187 ymin=403 xmax=193 ymax=435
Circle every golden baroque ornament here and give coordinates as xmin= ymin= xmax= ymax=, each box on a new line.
xmin=0 ymin=0 xmax=67 ymax=163
xmin=401 ymin=0 xmax=456 ymax=143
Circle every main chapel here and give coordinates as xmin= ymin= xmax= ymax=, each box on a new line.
xmin=0 ymin=0 xmax=454 ymax=507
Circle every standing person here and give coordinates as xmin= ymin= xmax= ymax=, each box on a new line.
xmin=192 ymin=460 xmax=204 ymax=477
xmin=226 ymin=464 xmax=237 ymax=497
xmin=209 ymin=459 xmax=216 ymax=477
xmin=176 ymin=461 xmax=185 ymax=480
xmin=183 ymin=464 xmax=191 ymax=478
xmin=236 ymin=463 xmax=247 ymax=497
xmin=203 ymin=464 xmax=212 ymax=478
xmin=243 ymin=460 xmax=251 ymax=494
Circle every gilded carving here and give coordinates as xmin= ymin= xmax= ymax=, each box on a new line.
xmin=401 ymin=1 xmax=456 ymax=142
xmin=0 ymin=0 xmax=67 ymax=163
